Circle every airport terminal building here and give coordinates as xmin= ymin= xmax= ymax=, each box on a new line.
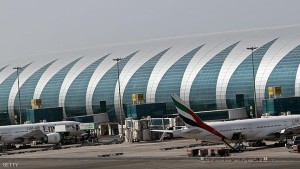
xmin=1 ymin=25 xmax=300 ymax=125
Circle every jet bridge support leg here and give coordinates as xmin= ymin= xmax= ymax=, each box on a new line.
xmin=222 ymin=138 xmax=247 ymax=152
xmin=222 ymin=138 xmax=235 ymax=151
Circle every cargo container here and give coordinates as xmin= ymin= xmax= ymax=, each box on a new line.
xmin=187 ymin=148 xmax=230 ymax=157
xmin=55 ymin=124 xmax=75 ymax=132
xmin=292 ymin=145 xmax=300 ymax=153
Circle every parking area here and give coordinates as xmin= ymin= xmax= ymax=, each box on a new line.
xmin=1 ymin=138 xmax=300 ymax=169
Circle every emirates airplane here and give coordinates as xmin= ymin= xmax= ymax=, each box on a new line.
xmin=0 ymin=121 xmax=82 ymax=145
xmin=167 ymin=94 xmax=300 ymax=150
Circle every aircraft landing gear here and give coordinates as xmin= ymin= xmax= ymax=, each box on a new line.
xmin=229 ymin=132 xmax=247 ymax=152
xmin=3 ymin=143 xmax=16 ymax=149
xmin=222 ymin=138 xmax=246 ymax=152
xmin=233 ymin=141 xmax=247 ymax=152
xmin=247 ymin=140 xmax=266 ymax=147
xmin=18 ymin=144 xmax=31 ymax=149
xmin=0 ymin=144 xmax=4 ymax=152
xmin=274 ymin=141 xmax=285 ymax=147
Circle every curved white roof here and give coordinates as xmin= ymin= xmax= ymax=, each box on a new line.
xmin=1 ymin=25 xmax=300 ymax=124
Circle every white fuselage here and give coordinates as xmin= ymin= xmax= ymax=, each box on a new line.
xmin=0 ymin=121 xmax=82 ymax=144
xmin=178 ymin=115 xmax=300 ymax=142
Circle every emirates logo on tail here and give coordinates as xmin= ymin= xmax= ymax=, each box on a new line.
xmin=170 ymin=94 xmax=226 ymax=139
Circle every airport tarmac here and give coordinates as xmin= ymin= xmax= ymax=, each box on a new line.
xmin=1 ymin=139 xmax=300 ymax=169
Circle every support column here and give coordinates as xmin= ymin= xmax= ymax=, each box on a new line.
xmin=108 ymin=124 xmax=112 ymax=135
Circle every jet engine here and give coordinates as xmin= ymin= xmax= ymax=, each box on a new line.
xmin=43 ymin=133 xmax=61 ymax=144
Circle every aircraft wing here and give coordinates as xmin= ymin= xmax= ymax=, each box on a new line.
xmin=151 ymin=130 xmax=174 ymax=133
xmin=268 ymin=125 xmax=300 ymax=138
xmin=280 ymin=126 xmax=300 ymax=135
xmin=15 ymin=130 xmax=46 ymax=140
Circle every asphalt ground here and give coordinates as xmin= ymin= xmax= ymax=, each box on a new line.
xmin=1 ymin=158 xmax=300 ymax=169
xmin=1 ymin=139 xmax=300 ymax=169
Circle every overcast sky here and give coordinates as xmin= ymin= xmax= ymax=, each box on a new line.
xmin=1 ymin=0 xmax=300 ymax=60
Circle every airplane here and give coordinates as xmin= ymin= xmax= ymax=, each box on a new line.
xmin=157 ymin=94 xmax=300 ymax=150
xmin=0 ymin=121 xmax=82 ymax=147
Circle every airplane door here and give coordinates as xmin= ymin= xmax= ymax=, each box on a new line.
xmin=284 ymin=120 xmax=288 ymax=127
xmin=248 ymin=124 xmax=253 ymax=133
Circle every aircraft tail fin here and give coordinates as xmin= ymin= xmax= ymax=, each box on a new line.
xmin=170 ymin=93 xmax=226 ymax=139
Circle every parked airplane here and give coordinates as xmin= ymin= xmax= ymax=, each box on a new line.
xmin=162 ymin=94 xmax=300 ymax=150
xmin=0 ymin=121 xmax=82 ymax=145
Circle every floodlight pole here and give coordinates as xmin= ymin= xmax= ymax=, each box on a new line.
xmin=247 ymin=47 xmax=258 ymax=118
xmin=113 ymin=58 xmax=123 ymax=138
xmin=13 ymin=66 xmax=22 ymax=124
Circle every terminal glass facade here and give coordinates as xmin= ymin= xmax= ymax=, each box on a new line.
xmin=40 ymin=58 xmax=82 ymax=108
xmin=156 ymin=46 xmax=202 ymax=113
xmin=0 ymin=63 xmax=31 ymax=114
xmin=14 ymin=61 xmax=55 ymax=112
xmin=123 ymin=48 xmax=170 ymax=106
xmin=92 ymin=52 xmax=137 ymax=121
xmin=190 ymin=43 xmax=238 ymax=111
xmin=265 ymin=45 xmax=300 ymax=98
xmin=226 ymin=39 xmax=277 ymax=109
xmin=65 ymin=56 xmax=107 ymax=117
